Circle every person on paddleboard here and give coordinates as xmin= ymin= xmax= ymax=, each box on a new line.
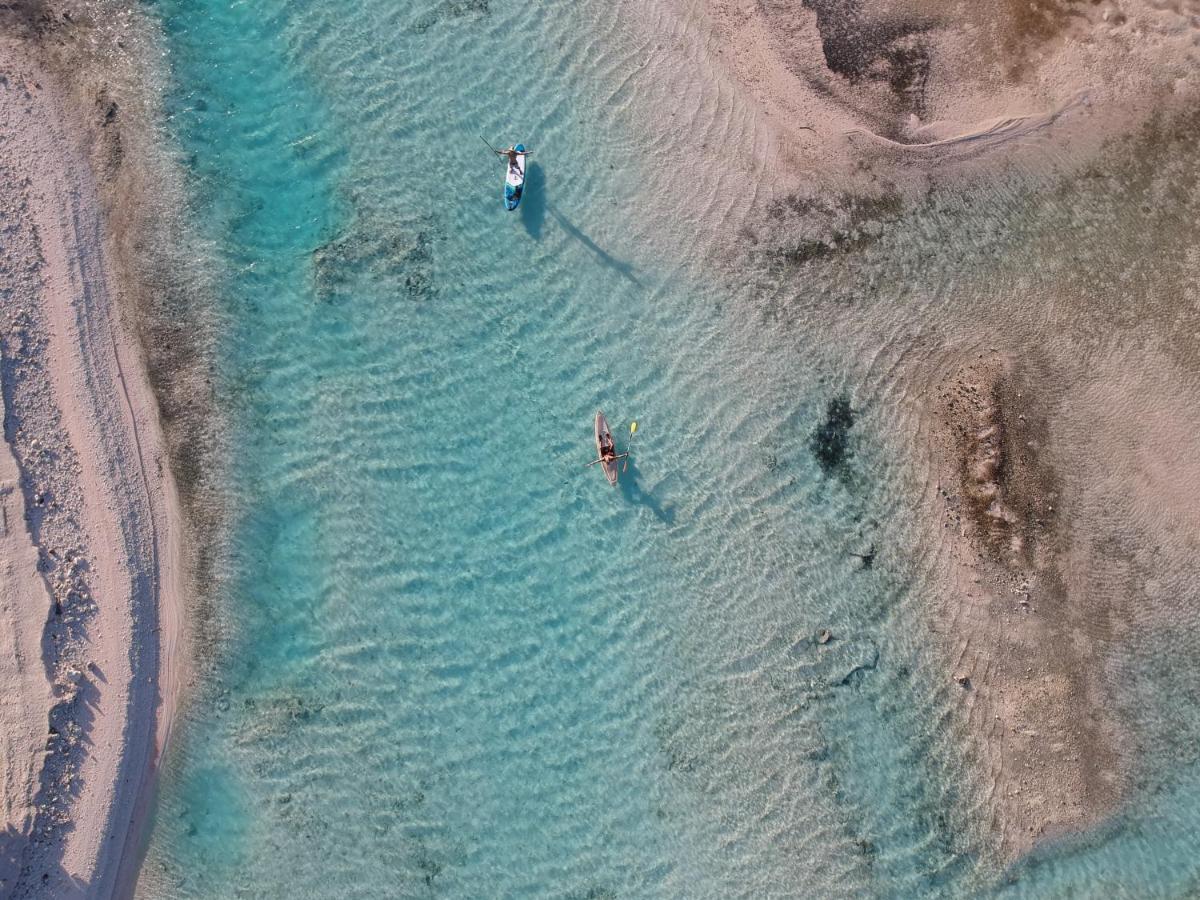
xmin=496 ymin=145 xmax=530 ymax=175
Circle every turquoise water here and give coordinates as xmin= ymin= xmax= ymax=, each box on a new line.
xmin=133 ymin=0 xmax=1200 ymax=897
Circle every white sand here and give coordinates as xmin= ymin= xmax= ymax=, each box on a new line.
xmin=0 ymin=37 xmax=184 ymax=898
xmin=0 ymin=376 xmax=53 ymax=889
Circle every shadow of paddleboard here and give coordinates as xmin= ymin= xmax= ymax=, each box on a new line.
xmin=548 ymin=203 xmax=641 ymax=286
xmin=520 ymin=162 xmax=545 ymax=239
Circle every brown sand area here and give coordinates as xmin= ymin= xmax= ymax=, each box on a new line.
xmin=927 ymin=353 xmax=1124 ymax=860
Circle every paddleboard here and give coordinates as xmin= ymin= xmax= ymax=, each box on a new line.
xmin=595 ymin=411 xmax=619 ymax=486
xmin=504 ymin=143 xmax=527 ymax=211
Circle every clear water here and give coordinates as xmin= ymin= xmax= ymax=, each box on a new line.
xmin=134 ymin=0 xmax=1200 ymax=897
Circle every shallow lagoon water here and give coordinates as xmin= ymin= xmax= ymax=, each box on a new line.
xmin=135 ymin=0 xmax=1200 ymax=897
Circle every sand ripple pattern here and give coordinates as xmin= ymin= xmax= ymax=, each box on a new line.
xmin=133 ymin=0 xmax=1200 ymax=897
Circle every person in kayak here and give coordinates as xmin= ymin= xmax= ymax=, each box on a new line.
xmin=599 ymin=435 xmax=617 ymax=462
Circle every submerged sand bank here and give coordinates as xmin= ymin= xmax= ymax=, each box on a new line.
xmin=926 ymin=353 xmax=1124 ymax=859
xmin=652 ymin=0 xmax=1200 ymax=868
xmin=0 ymin=27 xmax=185 ymax=897
xmin=916 ymin=300 xmax=1200 ymax=862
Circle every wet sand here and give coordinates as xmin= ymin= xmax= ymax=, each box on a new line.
xmin=926 ymin=352 xmax=1125 ymax=859
xmin=0 ymin=21 xmax=185 ymax=898
xmin=916 ymin=299 xmax=1200 ymax=861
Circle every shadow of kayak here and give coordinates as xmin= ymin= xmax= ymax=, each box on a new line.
xmin=618 ymin=454 xmax=674 ymax=524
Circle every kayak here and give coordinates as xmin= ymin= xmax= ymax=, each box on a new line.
xmin=504 ymin=143 xmax=527 ymax=211
xmin=594 ymin=411 xmax=619 ymax=486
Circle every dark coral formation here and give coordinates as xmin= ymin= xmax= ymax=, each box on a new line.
xmin=313 ymin=215 xmax=438 ymax=303
xmin=939 ymin=359 xmax=1058 ymax=566
xmin=810 ymin=396 xmax=855 ymax=474
xmin=409 ymin=0 xmax=490 ymax=34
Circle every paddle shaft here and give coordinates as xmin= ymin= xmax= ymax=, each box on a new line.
xmin=586 ymin=453 xmax=628 ymax=467
xmin=481 ymin=137 xmax=534 ymax=159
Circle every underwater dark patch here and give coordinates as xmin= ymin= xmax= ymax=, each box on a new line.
xmin=764 ymin=192 xmax=903 ymax=271
xmin=785 ymin=634 xmax=881 ymax=690
xmin=810 ymin=396 xmax=855 ymax=474
xmin=312 ymin=216 xmax=438 ymax=303
xmin=566 ymin=888 xmax=617 ymax=900
xmin=856 ymin=836 xmax=877 ymax=858
xmin=416 ymin=850 xmax=442 ymax=889
xmin=799 ymin=0 xmax=934 ymax=114
xmin=408 ymin=0 xmax=489 ymax=33
xmin=852 ymin=544 xmax=876 ymax=570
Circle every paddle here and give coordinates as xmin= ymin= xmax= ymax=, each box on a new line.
xmin=480 ymin=136 xmax=534 ymax=159
xmin=623 ymin=421 xmax=638 ymax=473
xmin=586 ymin=453 xmax=628 ymax=468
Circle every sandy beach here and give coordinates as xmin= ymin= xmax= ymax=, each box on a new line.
xmin=0 ymin=25 xmax=184 ymax=898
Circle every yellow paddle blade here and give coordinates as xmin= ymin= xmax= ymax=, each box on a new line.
xmin=630 ymin=421 xmax=638 ymax=435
